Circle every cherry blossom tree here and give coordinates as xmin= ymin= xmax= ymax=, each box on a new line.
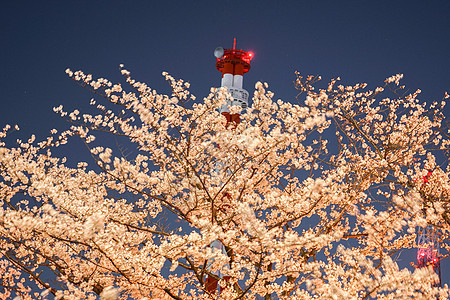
xmin=0 ymin=66 xmax=449 ymax=299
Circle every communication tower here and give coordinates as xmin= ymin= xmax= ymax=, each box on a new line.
xmin=204 ymin=39 xmax=253 ymax=294
xmin=416 ymin=171 xmax=441 ymax=287
xmin=417 ymin=225 xmax=441 ymax=287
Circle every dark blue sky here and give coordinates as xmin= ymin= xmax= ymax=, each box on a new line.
xmin=1 ymin=0 xmax=449 ymax=288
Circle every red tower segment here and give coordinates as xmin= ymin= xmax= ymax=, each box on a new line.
xmin=216 ymin=48 xmax=252 ymax=76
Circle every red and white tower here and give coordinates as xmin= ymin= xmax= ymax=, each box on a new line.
xmin=416 ymin=170 xmax=441 ymax=288
xmin=417 ymin=225 xmax=441 ymax=287
xmin=204 ymin=40 xmax=253 ymax=295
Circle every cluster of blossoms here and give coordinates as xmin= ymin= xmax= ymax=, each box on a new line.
xmin=0 ymin=67 xmax=448 ymax=299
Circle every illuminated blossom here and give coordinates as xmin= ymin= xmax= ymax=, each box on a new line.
xmin=0 ymin=68 xmax=448 ymax=299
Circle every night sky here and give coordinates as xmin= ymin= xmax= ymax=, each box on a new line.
xmin=2 ymin=0 xmax=449 ymax=289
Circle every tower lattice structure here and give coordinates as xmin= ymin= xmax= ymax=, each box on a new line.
xmin=416 ymin=170 xmax=441 ymax=287
xmin=417 ymin=224 xmax=441 ymax=287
